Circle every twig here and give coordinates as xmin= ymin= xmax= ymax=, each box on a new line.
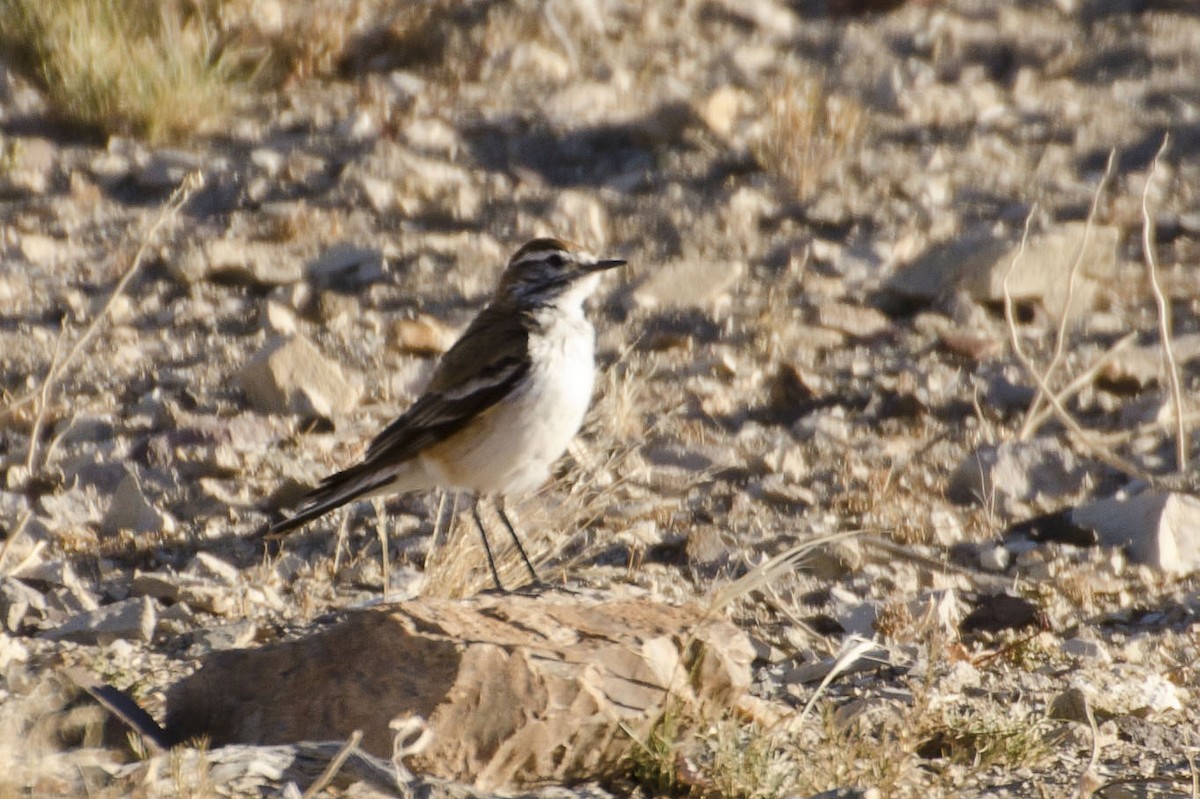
xmin=374 ymin=498 xmax=390 ymax=602
xmin=0 ymin=510 xmax=36 ymax=576
xmin=1140 ymin=134 xmax=1187 ymax=472
xmin=1019 ymin=149 xmax=1117 ymax=440
xmin=794 ymin=636 xmax=879 ymax=728
xmin=301 ymin=728 xmax=362 ymax=799
xmin=9 ymin=171 xmax=203 ymax=472
xmin=1021 ymin=332 xmax=1137 ymax=435
xmin=1003 ymin=207 xmax=1155 ymax=482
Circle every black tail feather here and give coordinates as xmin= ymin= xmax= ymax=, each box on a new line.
xmin=266 ymin=465 xmax=392 ymax=537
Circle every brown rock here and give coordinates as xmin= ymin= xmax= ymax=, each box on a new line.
xmin=165 ymin=594 xmax=753 ymax=790
xmin=885 ymin=223 xmax=1119 ymax=319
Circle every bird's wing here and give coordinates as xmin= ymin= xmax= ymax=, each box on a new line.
xmin=362 ymin=304 xmax=531 ymax=469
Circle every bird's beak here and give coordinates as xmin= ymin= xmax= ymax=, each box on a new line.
xmin=588 ymin=258 xmax=627 ymax=272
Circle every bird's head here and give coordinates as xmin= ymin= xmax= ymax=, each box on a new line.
xmin=497 ymin=238 xmax=625 ymax=311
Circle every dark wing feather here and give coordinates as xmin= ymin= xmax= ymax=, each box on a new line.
xmin=362 ymin=303 xmax=531 ymax=468
xmin=266 ymin=304 xmax=531 ymax=536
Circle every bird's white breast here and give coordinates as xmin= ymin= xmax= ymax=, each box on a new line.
xmin=422 ymin=311 xmax=596 ymax=495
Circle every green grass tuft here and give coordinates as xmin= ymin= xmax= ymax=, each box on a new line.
xmin=0 ymin=0 xmax=243 ymax=142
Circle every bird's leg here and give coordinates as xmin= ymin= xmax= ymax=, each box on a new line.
xmin=495 ymin=498 xmax=540 ymax=586
xmin=471 ymin=501 xmax=505 ymax=592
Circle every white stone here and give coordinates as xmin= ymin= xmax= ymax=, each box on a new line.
xmin=238 ymin=335 xmax=362 ymax=418
xmin=46 ymin=596 xmax=157 ymax=645
xmin=1070 ymin=492 xmax=1200 ymax=575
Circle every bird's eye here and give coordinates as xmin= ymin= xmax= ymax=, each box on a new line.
xmin=546 ymin=253 xmax=566 ymax=268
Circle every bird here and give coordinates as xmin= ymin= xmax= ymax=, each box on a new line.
xmin=267 ymin=237 xmax=626 ymax=591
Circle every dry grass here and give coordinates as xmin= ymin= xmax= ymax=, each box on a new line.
xmin=753 ymin=75 xmax=866 ymax=202
xmin=0 ymin=0 xmax=242 ymax=142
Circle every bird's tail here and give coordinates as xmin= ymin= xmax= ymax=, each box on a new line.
xmin=266 ymin=463 xmax=394 ymax=537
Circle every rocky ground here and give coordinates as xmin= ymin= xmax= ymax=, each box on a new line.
xmin=2 ymin=0 xmax=1200 ymax=796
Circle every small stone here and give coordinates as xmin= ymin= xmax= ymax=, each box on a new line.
xmin=1097 ymin=333 xmax=1200 ymax=393
xmin=306 ymin=243 xmax=387 ymax=290
xmin=402 ymin=117 xmax=460 ymax=155
xmin=132 ymin=572 xmax=181 ymax=602
xmin=1062 ymin=636 xmax=1111 ymax=662
xmin=264 ymin=299 xmax=300 ymax=335
xmin=884 ymin=223 xmax=1119 ymax=319
xmin=190 ymin=621 xmax=258 ymax=655
xmin=0 ymin=577 xmax=47 ymax=632
xmin=174 ymin=238 xmax=304 ymax=286
xmin=698 ymin=86 xmax=749 ymax=139
xmin=189 ymin=553 xmax=241 ymax=585
xmin=101 ymin=468 xmax=177 ymax=536
xmin=947 ymin=439 xmax=1086 ymax=513
xmin=238 ymin=335 xmax=363 ymax=418
xmin=4 ymin=137 xmax=55 ymax=195
xmin=250 ymin=147 xmax=285 ymax=176
xmin=392 ymin=315 xmax=457 ymax=355
xmin=45 ymin=596 xmax=157 ymax=645
xmin=1048 ymin=687 xmax=1092 ymax=723
xmin=815 ymin=302 xmax=891 ymax=339
xmin=137 ymin=149 xmax=202 ymax=190
xmin=632 ymin=258 xmax=745 ymax=311
xmin=547 ymin=190 xmax=610 ymax=248
xmin=830 ymin=586 xmax=877 ymax=637
xmin=1069 ymin=492 xmax=1200 ymax=575
xmin=978 ymin=545 xmax=1010 ymax=572
xmin=0 ymin=632 xmax=29 ymax=670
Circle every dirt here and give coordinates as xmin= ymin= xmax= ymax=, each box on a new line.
xmin=1 ymin=1 xmax=1199 ymax=797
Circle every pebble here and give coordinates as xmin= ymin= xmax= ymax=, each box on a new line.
xmin=1069 ymin=492 xmax=1200 ymax=575
xmin=306 ymin=243 xmax=387 ymax=290
xmin=978 ymin=544 xmax=1010 ymax=572
xmin=238 ymin=335 xmax=363 ymax=418
xmin=884 ymin=223 xmax=1119 ymax=320
xmin=101 ymin=468 xmax=178 ymax=536
xmin=1061 ymin=636 xmax=1111 ymax=662
xmin=632 ymin=258 xmax=745 ymax=311
xmin=947 ymin=438 xmax=1086 ymax=513
xmin=45 ymin=596 xmax=157 ymax=645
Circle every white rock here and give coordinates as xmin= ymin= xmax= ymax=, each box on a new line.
xmin=188 ymin=552 xmax=241 ymax=586
xmin=174 ymin=238 xmax=304 ymax=286
xmin=885 ymin=223 xmax=1119 ymax=320
xmin=239 ymin=335 xmax=362 ymax=418
xmin=0 ymin=632 xmax=29 ymax=670
xmin=1061 ymin=636 xmax=1111 ymax=662
xmin=978 ymin=545 xmax=1011 ymax=572
xmin=101 ymin=468 xmax=177 ymax=536
xmin=1070 ymin=492 xmax=1200 ymax=575
xmin=633 ymin=258 xmax=745 ymax=311
xmin=0 ymin=577 xmax=46 ymax=632
xmin=45 ymin=596 xmax=157 ymax=645
xmin=947 ymin=439 xmax=1085 ymax=513
xmin=306 ymin=243 xmax=386 ymax=289
xmin=137 ymin=148 xmax=202 ymax=190
xmin=547 ymin=190 xmax=610 ymax=249
xmin=402 ymin=117 xmax=460 ymax=155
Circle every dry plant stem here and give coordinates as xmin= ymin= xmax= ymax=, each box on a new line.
xmin=707 ymin=530 xmax=863 ymax=615
xmin=794 ymin=636 xmax=878 ymax=729
xmin=1018 ymin=149 xmax=1117 ymax=440
xmin=373 ymin=498 xmax=390 ymax=602
xmin=24 ymin=325 xmax=66 ymax=473
xmin=1003 ymin=207 xmax=1155 ymax=483
xmin=12 ymin=171 xmax=203 ymax=471
xmin=1140 ymin=134 xmax=1188 ymax=472
xmin=301 ymin=729 xmax=363 ymax=799
xmin=0 ymin=510 xmax=36 ymax=576
xmin=1023 ymin=331 xmax=1137 ymax=435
